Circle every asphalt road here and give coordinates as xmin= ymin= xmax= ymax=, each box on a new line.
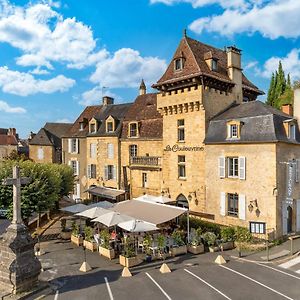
xmin=43 ymin=256 xmax=300 ymax=300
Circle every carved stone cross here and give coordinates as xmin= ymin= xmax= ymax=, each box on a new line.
xmin=2 ymin=166 xmax=31 ymax=225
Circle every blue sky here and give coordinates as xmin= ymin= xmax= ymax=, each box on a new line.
xmin=0 ymin=0 xmax=300 ymax=137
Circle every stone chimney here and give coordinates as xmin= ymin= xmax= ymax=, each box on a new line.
xmin=7 ymin=128 xmax=16 ymax=136
xmin=281 ymin=104 xmax=293 ymax=116
xmin=294 ymin=87 xmax=300 ymax=125
xmin=227 ymin=46 xmax=243 ymax=103
xmin=102 ymin=96 xmax=114 ymax=106
xmin=139 ymin=79 xmax=146 ymax=95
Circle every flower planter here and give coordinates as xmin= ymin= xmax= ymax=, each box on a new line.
xmin=119 ymin=255 xmax=141 ymax=267
xmin=71 ymin=234 xmax=83 ymax=246
xmin=187 ymin=244 xmax=204 ymax=255
xmin=170 ymin=245 xmax=187 ymax=257
xmin=145 ymin=255 xmax=152 ymax=263
xmin=99 ymin=246 xmax=115 ymax=260
xmin=209 ymin=246 xmax=220 ymax=252
xmin=221 ymin=241 xmax=235 ymax=251
xmin=60 ymin=230 xmax=72 ymax=240
xmin=83 ymin=240 xmax=98 ymax=252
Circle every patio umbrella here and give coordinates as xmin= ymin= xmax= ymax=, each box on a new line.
xmin=87 ymin=201 xmax=114 ymax=209
xmin=92 ymin=211 xmax=134 ymax=227
xmin=60 ymin=204 xmax=87 ymax=214
xmin=118 ymin=219 xmax=158 ymax=232
xmin=76 ymin=207 xmax=111 ymax=219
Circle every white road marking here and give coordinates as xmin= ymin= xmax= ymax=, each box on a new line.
xmin=54 ymin=290 xmax=59 ymax=300
xmin=184 ymin=269 xmax=232 ymax=300
xmin=296 ymin=270 xmax=300 ymax=274
xmin=220 ymin=265 xmax=295 ymax=300
xmin=145 ymin=272 xmax=172 ymax=300
xmin=256 ymin=263 xmax=300 ymax=280
xmin=104 ymin=277 xmax=114 ymax=300
xmin=279 ymin=256 xmax=300 ymax=269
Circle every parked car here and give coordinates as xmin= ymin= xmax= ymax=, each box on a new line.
xmin=0 ymin=209 xmax=8 ymax=218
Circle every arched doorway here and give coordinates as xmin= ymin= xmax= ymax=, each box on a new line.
xmin=176 ymin=194 xmax=189 ymax=209
xmin=287 ymin=206 xmax=293 ymax=233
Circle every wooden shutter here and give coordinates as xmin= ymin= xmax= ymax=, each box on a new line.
xmin=104 ymin=166 xmax=108 ymax=181
xmin=76 ymin=161 xmax=80 ymax=176
xmin=113 ymin=166 xmax=117 ymax=180
xmin=220 ymin=192 xmax=226 ymax=216
xmin=238 ymin=194 xmax=246 ymax=220
xmin=227 ymin=125 xmax=231 ymax=139
xmin=108 ymin=143 xmax=114 ymax=159
xmin=219 ymin=157 xmax=226 ymax=178
xmin=239 ymin=157 xmax=246 ymax=180
xmin=76 ymin=183 xmax=80 ymax=198
xmin=297 ymin=200 xmax=300 ymax=231
xmin=87 ymin=165 xmax=91 ymax=178
xmin=68 ymin=139 xmax=72 ymax=153
xmin=75 ymin=139 xmax=79 ymax=154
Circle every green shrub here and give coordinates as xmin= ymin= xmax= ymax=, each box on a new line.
xmin=190 ymin=228 xmax=202 ymax=246
xmin=172 ymin=230 xmax=185 ymax=247
xmin=123 ymin=237 xmax=136 ymax=258
xmin=71 ymin=222 xmax=79 ymax=237
xmin=221 ymin=227 xmax=236 ymax=242
xmin=202 ymin=232 xmax=217 ymax=247
xmin=143 ymin=234 xmax=153 ymax=256
xmin=100 ymin=229 xmax=111 ymax=249
xmin=84 ymin=226 xmax=93 ymax=242
xmin=235 ymin=226 xmax=252 ymax=243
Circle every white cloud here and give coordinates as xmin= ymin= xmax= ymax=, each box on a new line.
xmin=0 ymin=100 xmax=26 ymax=113
xmin=257 ymin=49 xmax=300 ymax=80
xmin=90 ymin=48 xmax=167 ymax=88
xmin=0 ymin=1 xmax=100 ymax=69
xmin=56 ymin=118 xmax=71 ymax=123
xmin=80 ymin=86 xmax=122 ymax=106
xmin=188 ymin=0 xmax=300 ymax=39
xmin=0 ymin=66 xmax=75 ymax=96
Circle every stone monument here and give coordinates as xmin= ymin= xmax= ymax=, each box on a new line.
xmin=0 ymin=166 xmax=41 ymax=294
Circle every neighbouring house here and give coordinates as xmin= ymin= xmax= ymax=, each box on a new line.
xmin=0 ymin=128 xmax=20 ymax=160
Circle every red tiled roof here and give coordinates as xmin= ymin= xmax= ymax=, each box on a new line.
xmin=0 ymin=135 xmax=18 ymax=146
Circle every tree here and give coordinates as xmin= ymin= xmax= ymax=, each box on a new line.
xmin=266 ymin=72 xmax=275 ymax=106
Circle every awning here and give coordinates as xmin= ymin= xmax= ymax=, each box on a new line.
xmin=60 ymin=204 xmax=87 ymax=214
xmin=87 ymin=201 xmax=114 ymax=209
xmin=86 ymin=186 xmax=125 ymax=200
xmin=110 ymin=199 xmax=187 ymax=225
xmin=134 ymin=194 xmax=175 ymax=204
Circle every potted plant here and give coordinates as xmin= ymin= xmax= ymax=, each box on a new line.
xmin=203 ymin=232 xmax=218 ymax=252
xmin=188 ymin=228 xmax=204 ymax=254
xmin=83 ymin=226 xmax=97 ymax=251
xmin=99 ymin=229 xmax=115 ymax=260
xmin=71 ymin=222 xmax=83 ymax=246
xmin=220 ymin=227 xmax=235 ymax=250
xmin=170 ymin=230 xmax=187 ymax=257
xmin=119 ymin=237 xmax=140 ymax=267
xmin=143 ymin=234 xmax=153 ymax=262
xmin=234 ymin=226 xmax=252 ymax=257
xmin=60 ymin=218 xmax=72 ymax=240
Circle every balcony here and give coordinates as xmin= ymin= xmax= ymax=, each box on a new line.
xmin=130 ymin=156 xmax=162 ymax=169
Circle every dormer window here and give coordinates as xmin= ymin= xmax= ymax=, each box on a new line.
xmin=212 ymin=59 xmax=218 ymax=71
xmin=284 ymin=119 xmax=297 ymax=141
xmin=79 ymin=122 xmax=85 ymax=131
xmin=90 ymin=123 xmax=96 ymax=133
xmin=174 ymin=58 xmax=184 ymax=71
xmin=129 ymin=122 xmax=138 ymax=137
xmin=107 ymin=121 xmax=114 ymax=133
xmin=230 ymin=124 xmax=238 ymax=138
xmin=227 ymin=120 xmax=241 ymax=140
xmin=289 ymin=123 xmax=296 ymax=140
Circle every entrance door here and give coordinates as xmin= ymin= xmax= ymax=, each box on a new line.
xmin=176 ymin=194 xmax=189 ymax=209
xmin=287 ymin=206 xmax=293 ymax=233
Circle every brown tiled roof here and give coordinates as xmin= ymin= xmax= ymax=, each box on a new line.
xmin=65 ymin=105 xmax=103 ymax=137
xmin=153 ymin=36 xmax=263 ymax=95
xmin=121 ymin=93 xmax=162 ymax=139
xmin=0 ymin=135 xmax=18 ymax=146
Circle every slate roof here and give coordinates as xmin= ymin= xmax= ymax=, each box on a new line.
xmin=121 ymin=93 xmax=163 ymax=139
xmin=153 ymin=36 xmax=263 ymax=95
xmin=0 ymin=135 xmax=18 ymax=146
xmin=205 ymin=101 xmax=300 ymax=144
xmin=30 ymin=123 xmax=72 ymax=147
xmin=90 ymin=103 xmax=132 ymax=137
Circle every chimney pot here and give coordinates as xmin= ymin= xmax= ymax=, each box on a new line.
xmin=102 ymin=96 xmax=114 ymax=106
xmin=281 ymin=104 xmax=293 ymax=116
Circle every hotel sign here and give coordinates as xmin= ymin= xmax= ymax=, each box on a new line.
xmin=286 ymin=161 xmax=294 ymax=200
xmin=164 ymin=145 xmax=204 ymax=152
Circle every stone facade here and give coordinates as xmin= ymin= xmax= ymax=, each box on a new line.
xmin=29 ymin=144 xmax=56 ymax=163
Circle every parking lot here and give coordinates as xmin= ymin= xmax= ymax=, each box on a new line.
xmin=42 ymin=252 xmax=300 ymax=300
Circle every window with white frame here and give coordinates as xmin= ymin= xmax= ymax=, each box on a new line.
xmin=228 ymin=157 xmax=239 ymax=178
xmin=228 ymin=193 xmax=239 ymax=217
xmin=178 ymin=155 xmax=186 ymax=179
xmin=174 ymin=58 xmax=183 ymax=71
xmin=37 ymin=147 xmax=44 ymax=160
xmin=87 ymin=164 xmax=96 ymax=179
xmin=129 ymin=144 xmax=138 ymax=157
xmin=107 ymin=121 xmax=114 ymax=133
xmin=107 ymin=143 xmax=114 ymax=159
xmin=79 ymin=122 xmax=85 ymax=131
xmin=68 ymin=138 xmax=79 ymax=154
xmin=229 ymin=124 xmax=238 ymax=138
xmin=177 ymin=119 xmax=185 ymax=142
xmin=105 ymin=165 xmax=115 ymax=180
xmin=90 ymin=143 xmax=97 ymax=159
xmin=212 ymin=59 xmax=218 ymax=71
xmin=142 ymin=172 xmax=148 ymax=188
xmin=129 ymin=123 xmax=138 ymax=137
xmin=70 ymin=160 xmax=79 ymax=176
xmin=250 ymin=222 xmax=266 ymax=234
xmin=289 ymin=123 xmax=296 ymax=140
xmin=90 ymin=123 xmax=96 ymax=133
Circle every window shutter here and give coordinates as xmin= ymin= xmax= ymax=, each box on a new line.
xmin=219 ymin=157 xmax=226 ymax=178
xmin=107 ymin=143 xmax=114 ymax=159
xmin=68 ymin=139 xmax=72 ymax=153
xmin=104 ymin=166 xmax=108 ymax=181
xmin=238 ymin=194 xmax=246 ymax=220
xmin=297 ymin=200 xmax=300 ymax=231
xmin=76 ymin=183 xmax=80 ymax=198
xmin=87 ymin=165 xmax=91 ymax=178
xmin=239 ymin=157 xmax=246 ymax=180
xmin=113 ymin=166 xmax=117 ymax=180
xmin=227 ymin=125 xmax=231 ymax=138
xmin=76 ymin=139 xmax=79 ymax=154
xmin=296 ymin=160 xmax=300 ymax=183
xmin=220 ymin=192 xmax=226 ymax=216
xmin=76 ymin=161 xmax=80 ymax=176
xmin=68 ymin=160 xmax=71 ymax=167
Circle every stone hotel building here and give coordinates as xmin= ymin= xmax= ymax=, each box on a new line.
xmin=30 ymin=34 xmax=300 ymax=238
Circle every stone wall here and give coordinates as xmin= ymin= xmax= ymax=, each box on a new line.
xmin=29 ymin=145 xmax=55 ymax=163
